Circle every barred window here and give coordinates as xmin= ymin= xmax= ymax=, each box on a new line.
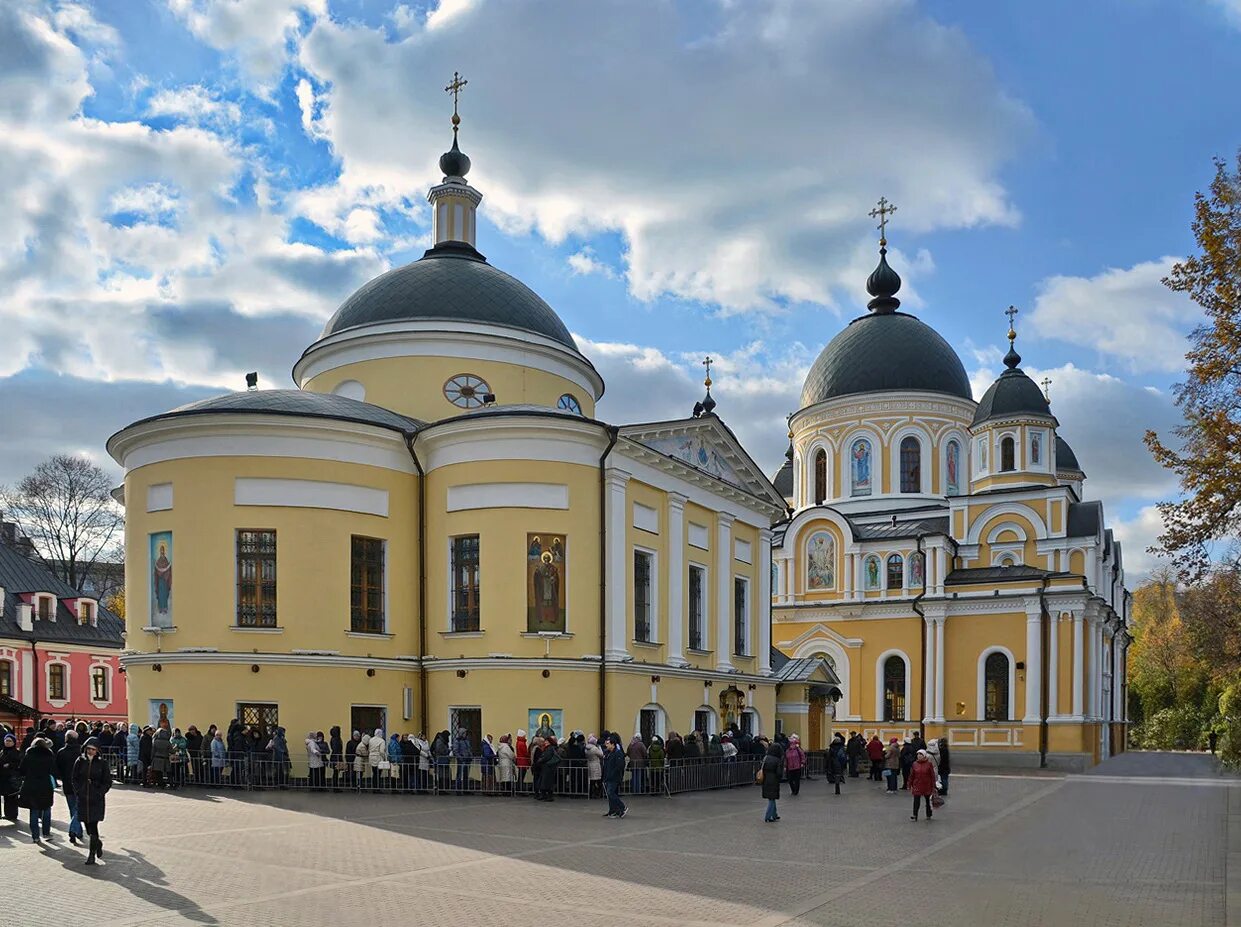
xmin=733 ymin=576 xmax=749 ymax=656
xmin=634 ymin=550 xmax=653 ymax=643
xmin=350 ymin=536 xmax=385 ymax=633
xmin=236 ymin=530 xmax=277 ymax=627
xmin=91 ymin=666 xmax=108 ymax=701
xmin=48 ymin=663 xmax=65 ymax=701
xmin=688 ymin=566 xmax=705 ymax=650
xmin=451 ymin=535 xmax=480 ymax=632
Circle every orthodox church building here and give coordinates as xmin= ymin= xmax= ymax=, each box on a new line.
xmin=769 ymin=216 xmax=1130 ymax=770
xmin=107 ymin=103 xmax=790 ymax=751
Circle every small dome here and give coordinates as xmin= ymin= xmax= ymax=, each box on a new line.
xmin=439 ymin=137 xmax=471 ymax=178
xmin=317 ymin=241 xmax=582 ymax=353
xmin=1056 ymin=435 xmax=1083 ymax=474
xmin=971 ymin=367 xmax=1056 ymax=427
xmin=772 ymin=457 xmax=793 ymax=498
xmin=801 ymin=312 xmax=973 ymax=406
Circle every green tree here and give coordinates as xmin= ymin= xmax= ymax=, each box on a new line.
xmin=1128 ymin=568 xmax=1207 ymax=722
xmin=1146 ymin=152 xmax=1241 ymax=579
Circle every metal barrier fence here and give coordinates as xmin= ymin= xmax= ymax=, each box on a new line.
xmin=111 ymin=752 xmax=771 ymax=798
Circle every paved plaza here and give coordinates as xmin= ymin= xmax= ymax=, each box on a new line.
xmin=2 ymin=752 xmax=1236 ymax=926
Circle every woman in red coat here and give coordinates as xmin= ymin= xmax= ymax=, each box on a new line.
xmin=908 ymin=749 xmax=936 ymax=821
xmin=515 ymin=730 xmax=530 ymax=792
xmin=866 ymin=735 xmax=885 ymax=781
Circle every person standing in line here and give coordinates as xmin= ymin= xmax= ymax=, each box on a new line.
xmin=936 ymin=737 xmax=951 ymax=796
xmin=496 ymin=734 xmax=516 ymax=793
xmin=761 ymin=742 xmax=783 ymax=823
xmin=909 ymin=749 xmax=936 ymax=822
xmin=899 ymin=738 xmax=916 ymax=790
xmin=72 ymin=737 xmax=112 ymax=864
xmin=784 ymin=735 xmax=805 ymax=796
xmin=125 ymin=723 xmax=141 ymax=785
xmin=515 ymin=729 xmax=530 ymax=792
xmin=453 ymin=728 xmax=473 ymax=793
xmin=210 ymin=730 xmax=227 ymax=783
xmin=55 ymin=730 xmax=83 ymax=845
xmin=647 ymin=735 xmax=666 ymax=795
xmin=306 ymin=732 xmax=324 ymax=790
xmin=328 ymin=726 xmax=344 ymax=792
xmin=602 ymin=734 xmax=627 ymax=818
xmin=1 ymin=731 xmax=21 ymax=822
xmin=866 ymin=734 xmax=884 ymax=782
xmin=368 ymin=729 xmax=387 ymax=791
xmin=18 ymin=735 xmax=57 ymax=843
xmin=828 ymin=734 xmax=847 ymax=796
xmin=846 ymin=732 xmax=864 ymax=777
xmin=626 ymin=734 xmax=647 ymax=795
xmin=883 ymin=737 xmax=901 ymax=794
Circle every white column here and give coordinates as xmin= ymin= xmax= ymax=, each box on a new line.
xmin=758 ymin=528 xmax=772 ymax=676
xmin=922 ymin=615 xmax=936 ymax=725
xmin=1087 ymin=618 xmax=1099 ymax=720
xmin=935 ymin=546 xmax=946 ymax=595
xmin=604 ymin=469 xmax=631 ymax=662
xmin=843 ymin=552 xmax=853 ymax=598
xmin=854 ymin=553 xmax=863 ymax=598
xmin=1048 ymin=613 xmax=1060 ymax=718
xmin=934 ymin=617 xmax=946 ymax=722
xmin=1072 ymin=611 xmax=1084 ymax=719
xmin=1023 ymin=604 xmax=1043 ymax=725
xmin=1094 ymin=621 xmax=1105 ymax=720
xmin=715 ymin=513 xmax=735 ymax=673
xmin=666 ymin=493 xmax=688 ymax=667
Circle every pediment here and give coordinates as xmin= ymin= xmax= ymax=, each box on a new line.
xmin=619 ymin=415 xmax=785 ymax=508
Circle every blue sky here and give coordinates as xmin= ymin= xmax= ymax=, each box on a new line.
xmin=1 ymin=0 xmax=1238 ymax=577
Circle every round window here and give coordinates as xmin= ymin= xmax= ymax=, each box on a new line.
xmin=444 ymin=374 xmax=491 ymax=409
xmin=557 ymin=393 xmax=582 ymax=415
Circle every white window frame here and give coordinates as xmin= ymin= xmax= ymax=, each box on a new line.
xmin=633 ymin=546 xmax=659 ymax=644
xmin=998 ymin=430 xmax=1019 ymax=472
xmin=688 ymin=563 xmax=708 ymax=651
xmin=692 ymin=706 xmax=718 ymax=736
xmin=977 ymin=646 xmax=1017 ymax=721
xmin=33 ymin=593 xmax=56 ymax=623
xmin=46 ymin=659 xmax=70 ymax=706
xmin=875 ymin=649 xmax=911 ymax=721
xmin=635 ymin=702 xmax=667 ymax=738
xmin=884 ymin=553 xmax=905 ymax=594
xmin=89 ymin=661 xmax=112 ymax=706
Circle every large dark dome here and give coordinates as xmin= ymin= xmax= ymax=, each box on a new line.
xmin=320 ymin=241 xmax=579 ymax=352
xmin=800 ymin=312 xmax=972 ymax=407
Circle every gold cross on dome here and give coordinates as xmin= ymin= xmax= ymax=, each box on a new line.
xmin=445 ymin=71 xmax=468 ymax=120
xmin=703 ymin=355 xmax=713 ymax=388
xmin=869 ymin=196 xmax=897 ymax=245
xmin=1005 ymin=304 xmax=1019 ymax=338
xmin=1041 ymin=377 xmax=1052 ymax=401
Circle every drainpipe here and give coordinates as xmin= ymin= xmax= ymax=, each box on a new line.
xmin=1037 ymin=574 xmax=1052 ymax=768
xmin=29 ymin=637 xmax=40 ymax=721
xmin=912 ymin=534 xmax=928 ymax=737
xmin=404 ymin=432 xmax=429 ymax=737
xmin=598 ymin=425 xmax=620 ymax=734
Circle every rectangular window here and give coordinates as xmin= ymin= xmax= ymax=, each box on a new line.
xmin=91 ymin=666 xmax=108 ymax=701
xmin=351 ymin=705 xmax=387 ymax=738
xmin=639 ymin=708 xmax=659 ymax=743
xmin=78 ymin=602 xmax=89 ymax=625
xmin=634 ymin=549 xmax=653 ymax=642
xmin=37 ymin=596 xmax=53 ymax=621
xmin=236 ymin=530 xmax=277 ymax=627
xmin=237 ymin=703 xmax=279 ymax=740
xmin=450 ymin=535 xmax=481 ymax=632
xmin=688 ymin=566 xmax=706 ymax=651
xmin=733 ymin=576 xmax=749 ymax=656
xmin=694 ymin=709 xmax=712 ymax=736
xmin=350 ymin=536 xmax=385 ymax=633
xmin=0 ymin=661 xmax=11 ymax=697
xmin=48 ymin=663 xmax=65 ymax=700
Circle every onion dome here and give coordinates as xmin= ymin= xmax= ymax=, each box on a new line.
xmin=439 ymin=136 xmax=471 ymax=179
xmin=1056 ymin=435 xmax=1083 ymax=475
xmin=971 ymin=313 xmax=1057 ymax=427
xmin=801 ymin=240 xmax=970 ymax=407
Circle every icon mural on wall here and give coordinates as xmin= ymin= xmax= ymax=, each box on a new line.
xmin=946 ymin=440 xmax=961 ymax=495
xmin=910 ymin=552 xmax=925 ymax=588
xmin=149 ymin=699 xmax=173 ymax=731
xmin=806 ymin=531 xmax=836 ymax=590
xmin=1031 ymin=431 xmax=1042 ymax=465
xmin=529 ymin=709 xmax=563 ymax=741
xmin=527 ymin=534 xmax=567 ymax=632
xmin=150 ymin=531 xmax=173 ymax=628
xmin=864 ymin=555 xmax=880 ymax=590
xmin=645 ymin=433 xmax=741 ymax=487
xmin=977 ymin=437 xmax=989 ymax=472
xmin=851 ymin=439 xmax=872 ymax=496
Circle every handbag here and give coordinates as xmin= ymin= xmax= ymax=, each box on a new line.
xmin=932 ymin=793 xmax=945 ymax=808
xmin=755 ymin=768 xmax=764 ymax=784
xmin=378 ymin=760 xmax=391 ymax=770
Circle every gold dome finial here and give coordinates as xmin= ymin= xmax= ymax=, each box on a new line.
xmin=445 ymin=70 xmax=468 ymax=137
xmin=702 ymin=355 xmax=713 ymax=389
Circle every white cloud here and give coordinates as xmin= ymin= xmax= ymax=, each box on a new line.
xmin=1212 ymin=0 xmax=1241 ymax=28
xmin=567 ymin=247 xmax=617 ymax=280
xmin=296 ymin=0 xmax=1030 ymax=313
xmin=425 ymin=0 xmax=478 ymax=31
xmin=1111 ymin=505 xmax=1170 ymax=584
xmin=147 ymin=84 xmax=240 ymax=126
xmin=166 ymin=0 xmax=325 ymax=89
xmin=1028 ymin=258 xmax=1200 ymax=373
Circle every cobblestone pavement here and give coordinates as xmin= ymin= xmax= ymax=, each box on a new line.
xmin=0 ymin=752 xmax=1232 ymax=926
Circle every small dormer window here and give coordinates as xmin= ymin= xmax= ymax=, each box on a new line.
xmin=36 ymin=595 xmax=54 ymax=621
xmin=78 ymin=600 xmax=97 ymax=626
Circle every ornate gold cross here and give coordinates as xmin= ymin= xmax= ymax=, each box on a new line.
xmin=869 ymin=196 xmax=897 ymax=244
xmin=1041 ymin=377 xmax=1052 ymax=400
xmin=702 ymin=355 xmax=713 ymax=388
xmin=1005 ymin=304 xmax=1019 ymax=336
xmin=445 ymin=71 xmax=468 ymax=120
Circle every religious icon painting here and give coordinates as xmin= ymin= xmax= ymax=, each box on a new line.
xmin=851 ymin=438 xmax=872 ymax=496
xmin=806 ymin=531 xmax=835 ymax=590
xmin=150 ymin=531 xmax=173 ymax=628
xmin=527 ymin=533 xmax=567 ymax=632
xmin=946 ymin=439 xmax=961 ymax=495
xmin=1031 ymin=431 xmax=1043 ymax=465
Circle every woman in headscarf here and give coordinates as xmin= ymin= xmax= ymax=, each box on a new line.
xmin=18 ymin=735 xmax=57 ymax=843
xmin=150 ymin=728 xmax=171 ymax=789
xmin=515 ymin=730 xmax=530 ymax=793
xmin=210 ymin=729 xmax=227 ymax=783
xmin=480 ymin=734 xmax=497 ymax=794
xmin=306 ymin=732 xmax=324 ymax=790
xmin=72 ymin=737 xmax=112 ymax=865
xmin=909 ymin=749 xmax=936 ymax=821
xmin=496 ymin=734 xmax=516 ymax=792
xmin=184 ymin=726 xmax=203 ymax=784
xmin=535 ymin=735 xmax=560 ymax=801
xmin=432 ymin=731 xmax=451 ymax=792
xmin=453 ymin=728 xmax=473 ymax=794
xmin=329 ymin=726 xmax=344 ymax=792
xmin=584 ymin=734 xmax=605 ymax=799
xmin=346 ymin=730 xmax=361 ymax=789
xmin=355 ymin=732 xmax=371 ymax=789
xmin=1 ymin=731 xmax=21 ymax=821
xmin=368 ymin=729 xmax=387 ymax=791
xmin=169 ymin=728 xmax=188 ymax=788
xmin=387 ymin=733 xmax=402 ymax=792
xmin=647 ymin=735 xmax=666 ymax=795
xmin=125 ymin=723 xmax=141 ymax=784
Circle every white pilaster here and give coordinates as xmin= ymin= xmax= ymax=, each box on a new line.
xmin=758 ymin=528 xmax=772 ymax=676
xmin=604 ymin=469 xmax=632 ymax=662
xmin=934 ymin=546 xmax=946 ymax=595
xmin=1072 ymin=611 xmax=1084 ymax=719
xmin=666 ymin=493 xmax=688 ymax=668
xmin=934 ymin=617 xmax=946 ymax=722
xmin=1087 ymin=616 xmax=1099 ymax=720
xmin=715 ymin=513 xmax=735 ymax=673
xmin=1048 ymin=613 xmax=1061 ymax=718
xmin=922 ymin=614 xmax=936 ymax=725
xmin=843 ymin=552 xmax=853 ymax=598
xmin=853 ymin=553 xmax=863 ymax=599
xmin=1023 ymin=604 xmax=1043 ymax=725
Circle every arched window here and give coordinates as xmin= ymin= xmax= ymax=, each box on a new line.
xmin=886 ymin=554 xmax=904 ymax=590
xmin=883 ymin=656 xmax=906 ymax=721
xmin=899 ymin=436 xmax=921 ymax=493
xmin=1000 ymin=436 xmax=1016 ymax=472
xmin=814 ymin=449 xmax=827 ymax=504
xmin=984 ymin=651 xmax=1011 ymax=721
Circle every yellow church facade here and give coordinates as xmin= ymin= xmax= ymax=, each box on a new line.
xmin=108 ymin=122 xmax=787 ymax=758
xmin=768 ymin=236 xmax=1130 ymax=771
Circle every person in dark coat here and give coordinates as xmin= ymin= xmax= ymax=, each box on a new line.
xmin=185 ymin=726 xmax=203 ymax=784
xmin=761 ymin=742 xmax=783 ymax=822
xmin=936 ymin=737 xmax=951 ymax=796
xmin=899 ymin=740 xmax=916 ymax=790
xmin=845 ymin=732 xmax=865 ymax=777
xmin=150 ymin=728 xmax=171 ymax=787
xmin=329 ymin=726 xmax=344 ymax=791
xmin=1 ymin=731 xmax=21 ymax=822
xmin=112 ymin=726 xmax=130 ymax=780
xmin=139 ymin=727 xmax=154 ymax=785
xmin=72 ymin=737 xmax=113 ymax=864
xmin=602 ymin=733 xmax=627 ymax=818
xmin=55 ymin=731 xmax=84 ymax=845
xmin=18 ymin=736 xmax=57 ymax=843
xmin=866 ymin=735 xmax=885 ymax=781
